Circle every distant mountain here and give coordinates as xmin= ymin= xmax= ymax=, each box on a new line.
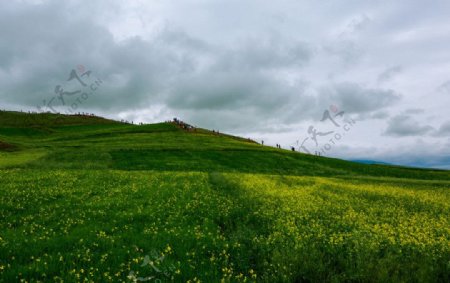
xmin=350 ymin=159 xmax=392 ymax=165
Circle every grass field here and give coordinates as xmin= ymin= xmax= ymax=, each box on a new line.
xmin=0 ymin=111 xmax=449 ymax=282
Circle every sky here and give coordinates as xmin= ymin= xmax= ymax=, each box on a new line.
xmin=0 ymin=0 xmax=449 ymax=169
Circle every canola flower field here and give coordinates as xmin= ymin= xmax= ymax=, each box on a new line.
xmin=0 ymin=111 xmax=449 ymax=282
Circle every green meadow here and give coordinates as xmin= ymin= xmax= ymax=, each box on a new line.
xmin=0 ymin=111 xmax=449 ymax=282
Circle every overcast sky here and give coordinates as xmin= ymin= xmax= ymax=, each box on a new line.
xmin=1 ymin=0 xmax=449 ymax=168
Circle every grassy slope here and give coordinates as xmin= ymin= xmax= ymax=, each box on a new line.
xmin=0 ymin=111 xmax=449 ymax=282
xmin=1 ymin=111 xmax=448 ymax=180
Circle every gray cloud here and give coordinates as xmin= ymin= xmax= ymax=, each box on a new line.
xmin=404 ymin=108 xmax=425 ymax=115
xmin=211 ymin=36 xmax=313 ymax=72
xmin=356 ymin=110 xmax=391 ymax=121
xmin=370 ymin=111 xmax=390 ymax=119
xmin=384 ymin=114 xmax=434 ymax=137
xmin=433 ymin=121 xmax=450 ymax=137
xmin=377 ymin=66 xmax=403 ymax=83
xmin=165 ymin=71 xmax=317 ymax=131
xmin=167 ymin=72 xmax=292 ymax=111
xmin=318 ymin=83 xmax=400 ymax=114
xmin=323 ymin=40 xmax=363 ymax=65
xmin=0 ymin=1 xmax=315 ymax=117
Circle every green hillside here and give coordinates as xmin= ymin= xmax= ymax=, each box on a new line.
xmin=0 ymin=111 xmax=449 ymax=282
xmin=1 ymin=111 xmax=448 ymax=180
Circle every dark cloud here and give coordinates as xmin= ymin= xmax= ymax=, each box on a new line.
xmin=168 ymin=72 xmax=289 ymax=111
xmin=384 ymin=114 xmax=434 ymax=137
xmin=370 ymin=111 xmax=390 ymax=119
xmin=433 ymin=121 xmax=450 ymax=136
xmin=211 ymin=36 xmax=313 ymax=72
xmin=0 ymin=1 xmax=208 ymax=112
xmin=166 ymin=71 xmax=317 ymax=131
xmin=0 ymin=1 xmax=314 ymax=117
xmin=323 ymin=40 xmax=363 ymax=64
xmin=318 ymin=83 xmax=400 ymax=114
xmin=404 ymin=108 xmax=425 ymax=114
xmin=356 ymin=110 xmax=391 ymax=120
